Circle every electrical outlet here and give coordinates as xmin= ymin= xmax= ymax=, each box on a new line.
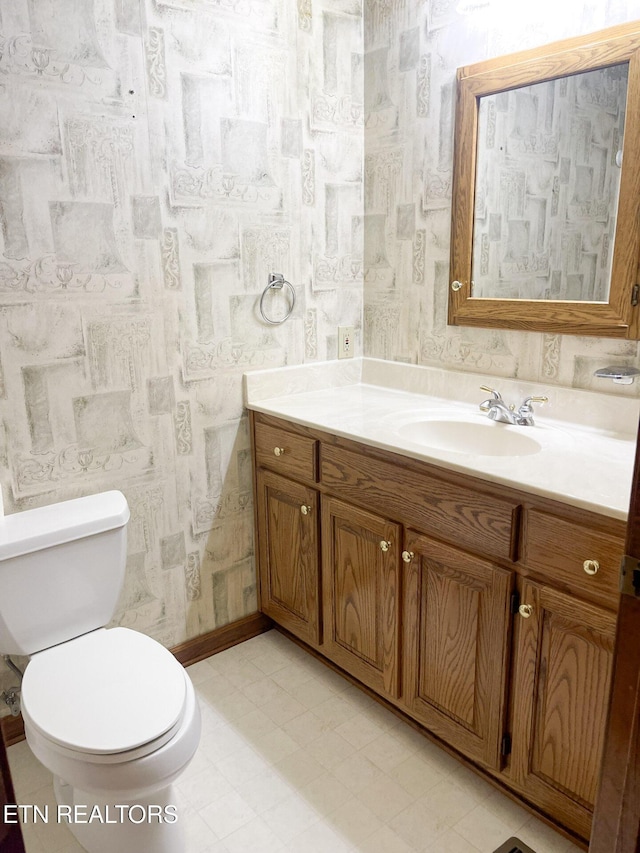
xmin=338 ymin=326 xmax=355 ymax=359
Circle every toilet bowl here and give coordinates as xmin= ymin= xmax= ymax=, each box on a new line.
xmin=0 ymin=492 xmax=202 ymax=853
xmin=22 ymin=629 xmax=201 ymax=853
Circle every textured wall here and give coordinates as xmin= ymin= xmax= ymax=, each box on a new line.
xmin=363 ymin=0 xmax=640 ymax=391
xmin=0 ymin=0 xmax=363 ymax=696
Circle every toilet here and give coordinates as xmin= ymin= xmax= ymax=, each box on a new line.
xmin=0 ymin=491 xmax=201 ymax=853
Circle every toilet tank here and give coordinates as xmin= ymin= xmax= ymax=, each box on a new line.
xmin=0 ymin=491 xmax=130 ymax=656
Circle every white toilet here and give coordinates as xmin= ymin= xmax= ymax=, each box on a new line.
xmin=0 ymin=491 xmax=201 ymax=853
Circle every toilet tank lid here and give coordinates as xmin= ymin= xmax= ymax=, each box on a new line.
xmin=0 ymin=491 xmax=130 ymax=561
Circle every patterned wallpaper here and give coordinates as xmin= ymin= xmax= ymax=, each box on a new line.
xmin=0 ymin=0 xmax=362 ymax=700
xmin=2 ymin=0 xmax=640 ymax=704
xmin=363 ymin=0 xmax=640 ymax=389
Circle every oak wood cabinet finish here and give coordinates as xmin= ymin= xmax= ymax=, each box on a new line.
xmin=510 ymin=581 xmax=617 ymax=840
xmin=322 ymin=496 xmax=402 ymax=699
xmin=255 ymin=468 xmax=321 ymax=646
xmin=403 ymin=529 xmax=513 ymax=769
xmin=250 ymin=410 xmax=625 ymax=842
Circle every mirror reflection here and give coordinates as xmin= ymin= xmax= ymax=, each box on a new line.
xmin=472 ymin=64 xmax=628 ymax=302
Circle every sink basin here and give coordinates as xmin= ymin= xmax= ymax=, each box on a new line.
xmin=396 ymin=417 xmax=543 ymax=457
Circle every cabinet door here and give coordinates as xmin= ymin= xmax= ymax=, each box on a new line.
xmin=256 ymin=469 xmax=320 ymax=645
xmin=322 ymin=496 xmax=402 ymax=698
xmin=402 ymin=529 xmax=513 ymax=769
xmin=510 ymin=581 xmax=616 ymax=840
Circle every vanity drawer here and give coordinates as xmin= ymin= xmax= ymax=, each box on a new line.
xmin=522 ymin=509 xmax=623 ymax=609
xmin=254 ymin=421 xmax=318 ymax=482
xmin=321 ymin=444 xmax=519 ymax=561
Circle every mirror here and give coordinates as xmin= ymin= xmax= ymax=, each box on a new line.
xmin=448 ymin=22 xmax=640 ymax=338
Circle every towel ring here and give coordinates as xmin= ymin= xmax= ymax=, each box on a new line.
xmin=259 ymin=273 xmax=296 ymax=325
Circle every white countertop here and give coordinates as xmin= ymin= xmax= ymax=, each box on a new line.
xmin=244 ymin=359 xmax=640 ymax=521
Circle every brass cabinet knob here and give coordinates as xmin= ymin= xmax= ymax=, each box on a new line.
xmin=583 ymin=559 xmax=599 ymax=576
xmin=273 ymin=446 xmax=285 ymax=457
xmin=300 ymin=505 xmax=311 ymax=516
xmin=379 ymin=540 xmax=391 ymax=552
xmin=519 ymin=604 xmax=533 ymax=619
xmin=401 ymin=550 xmax=414 ymax=563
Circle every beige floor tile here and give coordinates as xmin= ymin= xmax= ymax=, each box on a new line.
xmin=186 ymin=658 xmax=219 ymax=684
xmin=312 ymin=693 xmax=359 ymax=729
xmin=420 ymin=777 xmax=484 ymax=826
xmin=517 ymin=815 xmax=583 ymax=853
xmin=205 ymin=689 xmax=256 ymax=721
xmin=232 ymin=706 xmax=278 ymax=739
xmin=389 ymin=753 xmax=447 ymax=799
xmin=212 ymin=657 xmax=266 ymax=690
xmin=216 ymin=744 xmax=270 ymax=787
xmin=283 ymin=708 xmax=327 ymax=746
xmin=275 ymin=748 xmax=327 ymax=788
xmin=481 ymin=787 xmax=532 ymax=833
xmin=179 ymin=804 xmax=223 ymax=852
xmin=175 ymin=765 xmax=234 ymax=811
xmin=285 ymin=819 xmax=353 ymax=853
xmin=270 ymin=661 xmax=317 ymax=693
xmin=388 ymin=796 xmax=451 ymax=851
xmin=305 ymin=729 xmax=358 ymax=770
xmin=261 ymin=689 xmax=308 ymax=724
xmin=332 ymin=751 xmax=387 ymax=794
xmin=455 ymin=803 xmax=515 ymax=852
xmin=424 ymin=827 xmax=483 ymax=852
xmin=198 ymin=723 xmax=248 ymax=763
xmin=300 ymin=772 xmax=355 ymax=817
xmin=251 ymin=725 xmax=300 ymax=763
xmin=355 ymin=774 xmax=415 ymax=822
xmin=329 ymin=797 xmax=384 ymax=844
xmin=222 ymin=815 xmax=285 ymax=853
xmin=199 ymin=789 xmax=257 ymax=839
xmin=364 ymin=729 xmax=420 ymax=774
xmin=288 ymin=676 xmax=341 ymax=710
xmin=353 ymin=823 xmax=416 ymax=853
xmin=335 ymin=711 xmax=388 ymax=749
xmin=261 ymin=793 xmax=321 ymax=842
xmin=234 ymin=767 xmax=295 ymax=814
xmin=241 ymin=675 xmax=289 ymax=706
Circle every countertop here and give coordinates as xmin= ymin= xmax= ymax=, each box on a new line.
xmin=244 ymin=359 xmax=640 ymax=521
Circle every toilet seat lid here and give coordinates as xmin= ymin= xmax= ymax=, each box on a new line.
xmin=21 ymin=628 xmax=187 ymax=755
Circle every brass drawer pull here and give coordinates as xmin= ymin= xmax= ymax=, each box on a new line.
xmin=273 ymin=446 xmax=285 ymax=457
xmin=401 ymin=550 xmax=414 ymax=563
xmin=300 ymin=505 xmax=311 ymax=516
xmin=519 ymin=604 xmax=533 ymax=619
xmin=583 ymin=559 xmax=599 ymax=576
xmin=379 ymin=540 xmax=391 ymax=552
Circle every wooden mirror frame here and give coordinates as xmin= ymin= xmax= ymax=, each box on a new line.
xmin=448 ymin=22 xmax=640 ymax=338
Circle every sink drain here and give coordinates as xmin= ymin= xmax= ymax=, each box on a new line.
xmin=492 ymin=839 xmax=538 ymax=853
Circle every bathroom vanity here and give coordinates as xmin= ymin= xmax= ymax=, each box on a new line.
xmin=245 ymin=360 xmax=637 ymax=844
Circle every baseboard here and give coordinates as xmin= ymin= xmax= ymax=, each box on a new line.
xmin=1 ymin=611 xmax=273 ymax=748
xmin=171 ymin=612 xmax=272 ymax=667
xmin=0 ymin=716 xmax=24 ymax=748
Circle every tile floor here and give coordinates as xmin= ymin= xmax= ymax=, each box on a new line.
xmin=8 ymin=629 xmax=584 ymax=853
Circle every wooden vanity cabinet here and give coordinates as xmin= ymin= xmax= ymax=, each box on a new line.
xmin=402 ymin=530 xmax=514 ymax=769
xmin=509 ymin=580 xmax=617 ymax=840
xmin=321 ymin=496 xmax=402 ymax=699
xmin=250 ymin=411 xmax=626 ymax=842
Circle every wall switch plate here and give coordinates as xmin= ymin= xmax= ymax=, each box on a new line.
xmin=338 ymin=326 xmax=355 ymax=359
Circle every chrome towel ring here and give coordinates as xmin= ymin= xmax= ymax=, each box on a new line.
xmin=259 ymin=273 xmax=296 ymax=325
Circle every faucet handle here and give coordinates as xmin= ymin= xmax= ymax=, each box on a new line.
xmin=480 ymin=385 xmax=503 ymax=400
xmin=521 ymin=395 xmax=548 ymax=407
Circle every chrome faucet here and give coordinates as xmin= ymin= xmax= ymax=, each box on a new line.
xmin=479 ymin=386 xmax=548 ymax=426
